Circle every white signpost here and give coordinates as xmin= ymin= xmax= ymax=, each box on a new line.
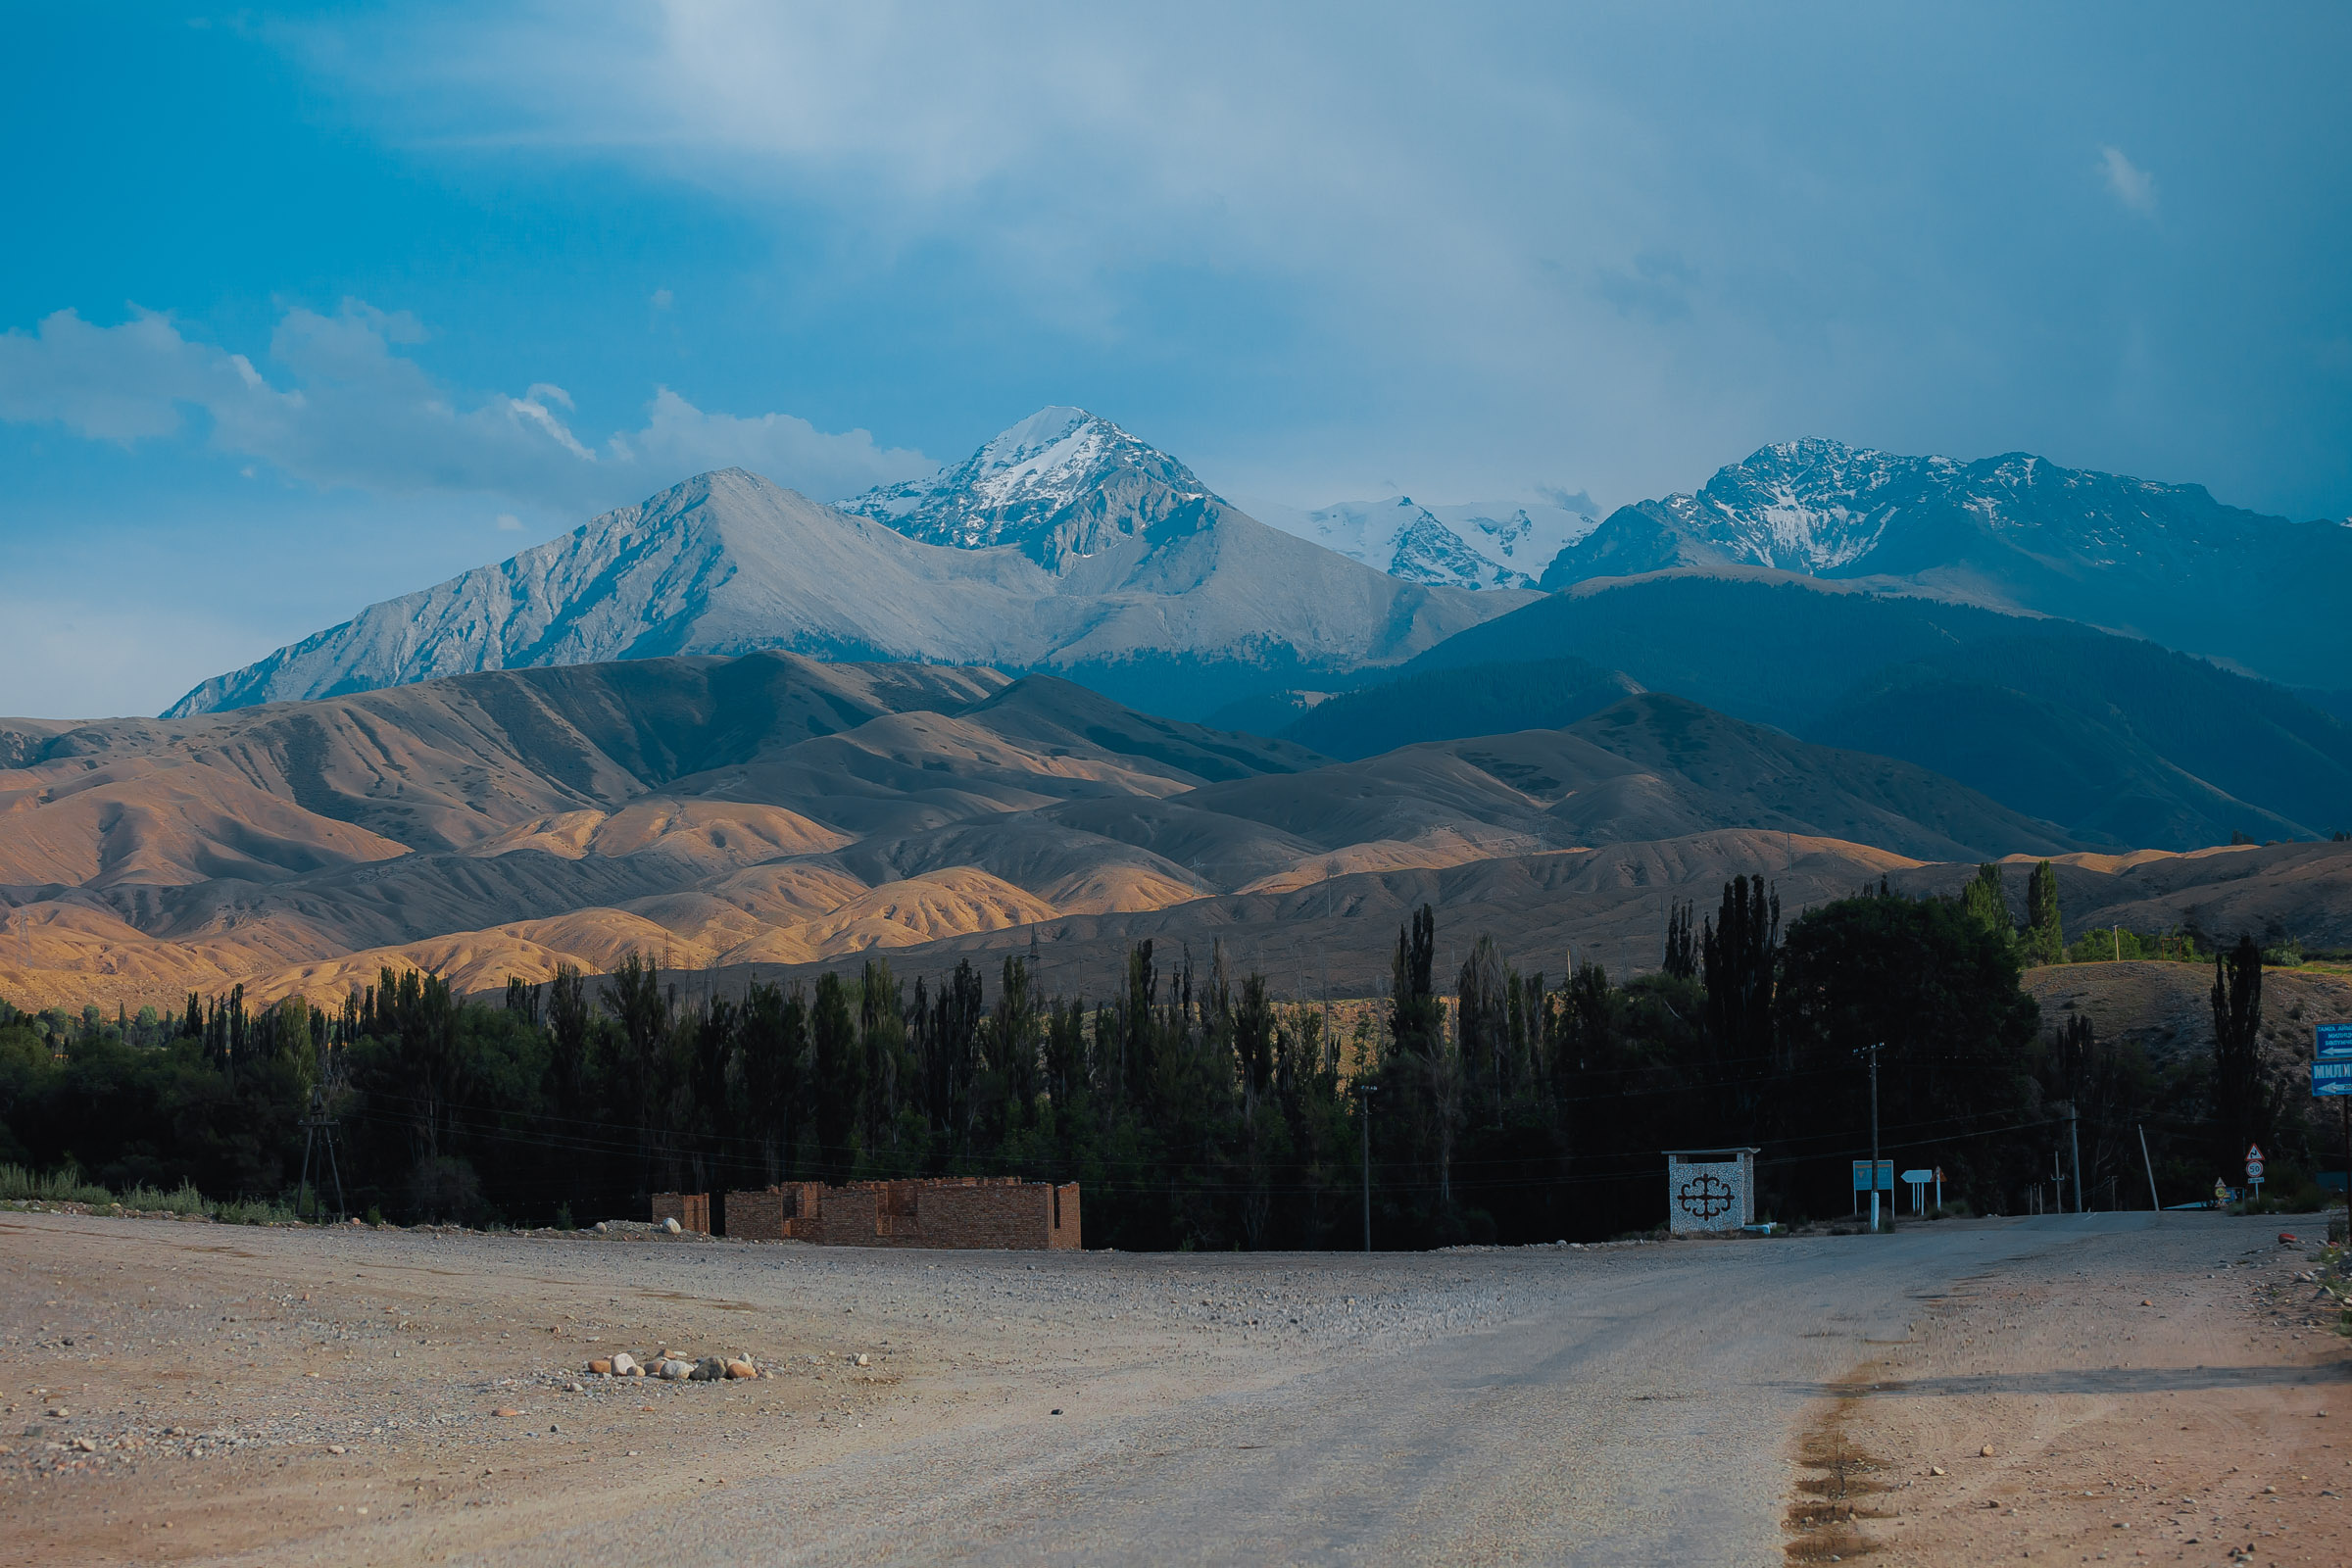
xmin=2246 ymin=1143 xmax=2265 ymax=1202
xmin=1901 ymin=1168 xmax=1932 ymax=1214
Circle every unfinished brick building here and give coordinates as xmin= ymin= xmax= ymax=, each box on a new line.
xmin=717 ymin=1176 xmax=1080 ymax=1250
xmin=649 ymin=1191 xmax=710 ymax=1233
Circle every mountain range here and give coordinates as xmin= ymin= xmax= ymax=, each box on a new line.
xmin=165 ymin=424 xmax=1532 ymax=722
xmin=13 ymin=649 xmax=2350 ymax=1015
xmin=1543 ymin=438 xmax=2352 ymax=688
xmin=1250 ymin=495 xmax=1597 ymax=591
xmin=1219 ymin=573 xmax=2352 ymax=852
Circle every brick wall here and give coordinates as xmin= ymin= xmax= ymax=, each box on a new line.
xmin=712 ymin=1178 xmax=1080 ymax=1250
xmin=650 ymin=1192 xmax=710 ymax=1233
xmin=726 ymin=1188 xmax=787 ymax=1241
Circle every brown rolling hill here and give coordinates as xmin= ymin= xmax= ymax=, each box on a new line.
xmin=5 ymin=652 xmax=2346 ymax=1012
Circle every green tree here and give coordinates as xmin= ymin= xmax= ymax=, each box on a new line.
xmin=810 ymin=971 xmax=860 ymax=1176
xmin=2210 ymin=933 xmax=2273 ymax=1168
xmin=1775 ymin=886 xmax=2042 ymax=1217
xmin=1960 ymin=862 xmax=2013 ymax=948
xmin=2024 ymin=859 xmax=2064 ymax=966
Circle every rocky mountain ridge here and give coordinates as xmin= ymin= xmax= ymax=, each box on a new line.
xmin=165 ymin=457 xmax=1531 ymax=721
xmin=1540 ymin=438 xmax=2352 ymax=686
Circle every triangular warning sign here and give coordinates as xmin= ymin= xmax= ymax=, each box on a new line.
xmin=2246 ymin=1144 xmax=2264 ymax=1161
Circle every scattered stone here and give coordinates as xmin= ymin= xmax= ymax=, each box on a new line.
xmin=656 ymin=1358 xmax=694 ymax=1381
xmin=724 ymin=1358 xmax=758 ymax=1380
xmin=690 ymin=1356 xmax=726 ymax=1382
xmin=609 ymin=1353 xmax=638 ymax=1377
xmin=1051 ymin=1408 xmax=1064 ymax=1416
xmin=662 ymin=1217 xmax=682 ymax=1235
xmin=495 ymin=1407 xmax=523 ymax=1418
xmin=853 ymin=1353 xmax=870 ymax=1367
xmin=587 ymin=1358 xmax=613 ymax=1376
xmin=1930 ymin=1466 xmax=1946 ymax=1476
xmin=326 ymin=1445 xmax=347 ymax=1454
xmin=564 ymin=1381 xmax=586 ymax=1393
xmin=46 ymin=1407 xmax=68 ymax=1418
xmin=1980 ymin=1445 xmax=1996 ymax=1457
xmin=71 ymin=1437 xmax=96 ymax=1452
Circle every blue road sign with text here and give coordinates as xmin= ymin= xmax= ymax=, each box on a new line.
xmin=2319 ymin=1023 xmax=2352 ymax=1060
xmin=2315 ymin=1059 xmax=2352 ymax=1097
xmin=1851 ymin=1159 xmax=1894 ymax=1191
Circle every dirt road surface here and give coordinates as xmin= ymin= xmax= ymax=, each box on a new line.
xmin=2 ymin=1209 xmax=2343 ymax=1565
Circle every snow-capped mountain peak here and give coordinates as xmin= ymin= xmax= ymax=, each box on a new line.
xmin=1253 ymin=494 xmax=1598 ymax=591
xmin=840 ymin=407 xmax=1216 ymax=566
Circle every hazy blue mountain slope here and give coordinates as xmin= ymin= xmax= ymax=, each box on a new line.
xmin=1262 ymin=657 xmax=1642 ymax=760
xmin=1397 ymin=574 xmax=2081 ymax=733
xmin=1311 ymin=575 xmax=2352 ymax=849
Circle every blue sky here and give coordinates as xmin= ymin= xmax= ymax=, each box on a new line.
xmin=3 ymin=2 xmax=2347 ymax=717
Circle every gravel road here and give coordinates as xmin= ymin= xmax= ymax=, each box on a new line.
xmin=2 ymin=1209 xmax=2330 ymax=1566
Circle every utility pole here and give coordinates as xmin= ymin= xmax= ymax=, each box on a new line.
xmin=1862 ymin=1041 xmax=1885 ymax=1232
xmin=2067 ymin=1100 xmax=2083 ymax=1213
xmin=1356 ymin=1083 xmax=1378 ymax=1252
xmin=2138 ymin=1123 xmax=2161 ymax=1212
xmin=297 ymin=1083 xmax=347 ymax=1223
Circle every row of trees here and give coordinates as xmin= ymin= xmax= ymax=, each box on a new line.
xmin=0 ymin=877 xmax=2331 ymax=1243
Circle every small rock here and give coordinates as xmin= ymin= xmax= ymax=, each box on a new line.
xmin=662 ymin=1217 xmax=682 ymax=1234
xmin=46 ymin=1407 xmax=68 ymax=1419
xmin=1980 ymin=1445 xmax=1996 ymax=1457
xmin=724 ymin=1359 xmax=757 ymax=1380
xmin=564 ymin=1381 xmax=585 ymax=1394
xmin=853 ymin=1353 xmax=870 ymax=1367
xmin=2263 ymin=1484 xmax=2277 ymax=1494
xmin=494 ymin=1407 xmax=522 ymax=1418
xmin=2140 ymin=1298 xmax=2153 ymax=1306
xmin=1930 ymin=1465 xmax=1946 ymax=1476
xmin=690 ymin=1356 xmax=726 ymax=1382
xmin=656 ymin=1358 xmax=694 ymax=1381
xmin=326 ymin=1444 xmax=347 ymax=1454
xmin=587 ymin=1358 xmax=612 ymax=1376
xmin=1051 ymin=1407 xmax=1063 ymax=1416
xmin=71 ymin=1437 xmax=96 ymax=1452
xmin=609 ymin=1352 xmax=638 ymax=1377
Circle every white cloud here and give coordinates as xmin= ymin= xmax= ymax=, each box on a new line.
xmin=650 ymin=287 xmax=673 ymax=310
xmin=496 ymin=512 xmax=525 ymax=530
xmin=616 ymin=387 xmax=932 ymax=501
xmin=2099 ymin=145 xmax=2157 ymax=215
xmin=0 ymin=302 xmax=934 ymax=512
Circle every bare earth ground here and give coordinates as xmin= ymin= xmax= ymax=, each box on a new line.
xmin=0 ymin=1209 xmax=2343 ymax=1566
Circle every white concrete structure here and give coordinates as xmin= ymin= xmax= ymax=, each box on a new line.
xmin=1662 ymin=1148 xmax=1761 ymax=1235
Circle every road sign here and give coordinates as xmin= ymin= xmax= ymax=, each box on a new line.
xmin=2246 ymin=1158 xmax=2265 ymax=1179
xmin=1850 ymin=1159 xmax=1893 ymax=1192
xmin=1900 ymin=1169 xmax=1932 ymax=1184
xmin=2319 ymin=1023 xmax=2352 ymax=1060
xmin=2316 ymin=1059 xmax=2352 ymax=1097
